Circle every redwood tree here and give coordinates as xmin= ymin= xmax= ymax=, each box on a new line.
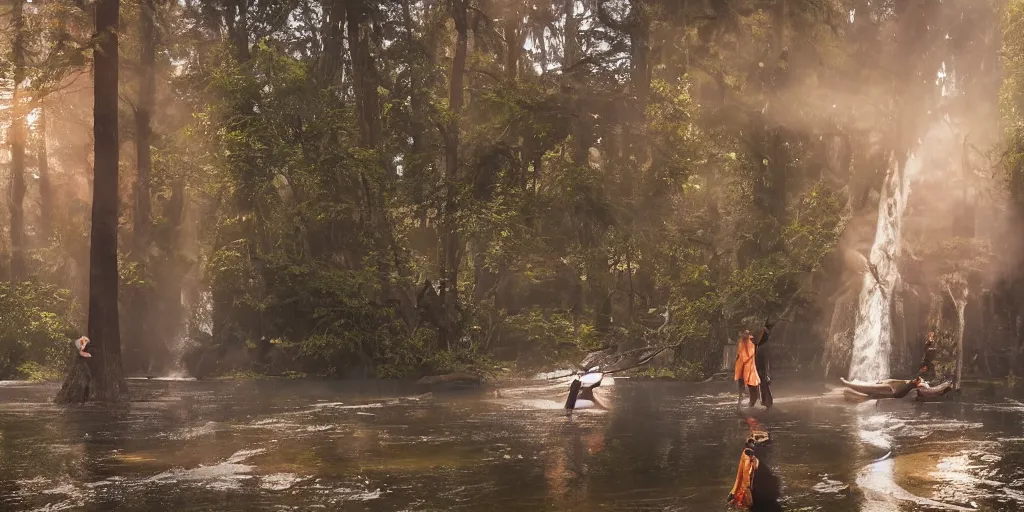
xmin=8 ymin=0 xmax=27 ymax=281
xmin=56 ymin=0 xmax=126 ymax=403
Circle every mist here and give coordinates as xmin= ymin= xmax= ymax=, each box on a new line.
xmin=0 ymin=0 xmax=1019 ymax=388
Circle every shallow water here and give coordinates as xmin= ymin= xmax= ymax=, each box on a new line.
xmin=0 ymin=378 xmax=1022 ymax=511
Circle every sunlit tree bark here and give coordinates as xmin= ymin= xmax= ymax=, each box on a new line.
xmin=438 ymin=0 xmax=469 ymax=347
xmin=57 ymin=0 xmax=126 ymax=403
xmin=9 ymin=0 xmax=28 ymax=282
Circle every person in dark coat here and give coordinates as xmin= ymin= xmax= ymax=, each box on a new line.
xmin=753 ymin=319 xmax=775 ymax=410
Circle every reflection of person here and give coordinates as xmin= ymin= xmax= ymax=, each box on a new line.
xmin=544 ymin=422 xmax=600 ymax=503
xmin=748 ymin=436 xmax=782 ymax=511
xmin=75 ymin=336 xmax=92 ymax=358
xmin=918 ymin=331 xmax=936 ymax=381
xmin=730 ymin=419 xmax=782 ymax=511
xmin=734 ymin=331 xmax=761 ymax=407
xmin=727 ymin=444 xmax=758 ymax=507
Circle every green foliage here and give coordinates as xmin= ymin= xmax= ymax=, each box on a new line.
xmin=8 ymin=0 xmax=1011 ymax=382
xmin=637 ymin=367 xmax=678 ymax=379
xmin=170 ymin=1 xmax=914 ymax=378
xmin=17 ymin=361 xmax=63 ymax=382
xmin=637 ymin=360 xmax=707 ymax=381
xmin=216 ymin=370 xmax=270 ymax=381
xmin=0 ymin=281 xmax=80 ymax=380
xmin=1003 ymin=0 xmax=1024 ymax=204
xmin=500 ymin=308 xmax=587 ymax=361
xmin=784 ymin=183 xmax=847 ymax=273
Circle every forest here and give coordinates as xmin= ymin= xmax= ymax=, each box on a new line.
xmin=1 ymin=0 xmax=1024 ymax=393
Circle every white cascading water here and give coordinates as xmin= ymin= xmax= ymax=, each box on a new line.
xmin=847 ymin=151 xmax=921 ymax=382
xmin=163 ymin=290 xmax=213 ymax=379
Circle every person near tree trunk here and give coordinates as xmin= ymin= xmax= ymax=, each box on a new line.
xmin=918 ymin=331 xmax=937 ymax=382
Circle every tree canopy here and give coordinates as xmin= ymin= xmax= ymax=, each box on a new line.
xmin=0 ymin=0 xmax=1022 ymax=382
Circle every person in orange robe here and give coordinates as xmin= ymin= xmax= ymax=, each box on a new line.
xmin=734 ymin=330 xmax=761 ymax=407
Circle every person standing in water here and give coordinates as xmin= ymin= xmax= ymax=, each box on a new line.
xmin=754 ymin=319 xmax=775 ymax=410
xmin=735 ymin=321 xmax=774 ymax=408
xmin=735 ymin=330 xmax=761 ymax=407
xmin=918 ymin=331 xmax=937 ymax=382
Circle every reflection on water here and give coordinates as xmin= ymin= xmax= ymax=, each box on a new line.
xmin=0 ymin=380 xmax=1023 ymax=511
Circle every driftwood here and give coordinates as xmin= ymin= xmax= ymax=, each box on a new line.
xmin=914 ymin=381 xmax=954 ymax=401
xmin=840 ymin=378 xmax=916 ymax=398
xmin=415 ymin=371 xmax=483 ymax=392
xmin=840 ymin=378 xmax=920 ymax=402
xmin=601 ymin=343 xmax=680 ymax=373
xmin=548 ymin=342 xmax=680 ymax=380
xmin=844 ymin=388 xmax=872 ymax=403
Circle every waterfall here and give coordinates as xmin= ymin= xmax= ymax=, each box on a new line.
xmin=163 ymin=290 xmax=213 ymax=379
xmin=164 ymin=334 xmax=192 ymax=379
xmin=848 ymin=151 xmax=921 ymax=382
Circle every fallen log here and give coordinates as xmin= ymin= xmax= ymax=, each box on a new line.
xmin=415 ymin=371 xmax=483 ymax=392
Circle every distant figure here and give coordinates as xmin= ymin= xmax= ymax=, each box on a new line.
xmin=564 ymin=367 xmax=605 ymax=412
xmin=894 ymin=376 xmax=923 ymax=398
xmin=753 ymin=319 xmax=775 ymax=410
xmin=75 ymin=336 xmax=92 ymax=358
xmin=735 ymin=331 xmax=761 ymax=407
xmin=918 ymin=331 xmax=937 ymax=381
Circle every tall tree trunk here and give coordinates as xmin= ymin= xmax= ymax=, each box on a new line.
xmin=626 ymin=241 xmax=634 ymax=325
xmin=155 ymin=179 xmax=187 ymax=373
xmin=503 ymin=7 xmax=522 ymax=79
xmin=58 ymin=0 xmax=126 ymax=403
xmin=126 ymin=0 xmax=158 ymax=375
xmin=9 ymin=0 xmax=27 ymax=281
xmin=628 ymin=0 xmax=650 ymax=120
xmin=947 ymin=282 xmax=967 ymax=390
xmin=318 ymin=0 xmax=346 ymax=84
xmin=347 ymin=0 xmax=384 ymax=229
xmin=37 ymin=106 xmax=53 ymax=243
xmin=135 ymin=0 xmax=155 ymax=256
xmin=226 ymin=0 xmax=250 ymax=62
xmin=439 ymin=0 xmax=469 ymax=347
xmin=1015 ymin=311 xmax=1023 ymax=378
xmin=563 ymin=0 xmax=579 ymax=66
xmin=347 ymin=0 xmax=413 ymax=321
xmin=402 ymin=0 xmax=428 ymax=225
xmin=210 ymin=0 xmax=263 ymax=354
xmin=347 ymin=0 xmax=382 ymax=149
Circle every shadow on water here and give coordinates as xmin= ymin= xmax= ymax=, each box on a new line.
xmin=0 ymin=379 xmax=1023 ymax=511
xmin=750 ymin=443 xmax=782 ymax=512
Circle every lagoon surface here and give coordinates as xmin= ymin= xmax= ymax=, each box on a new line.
xmin=0 ymin=378 xmax=1022 ymax=511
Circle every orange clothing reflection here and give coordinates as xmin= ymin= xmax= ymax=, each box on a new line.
xmin=543 ymin=426 xmax=606 ymax=504
xmin=728 ymin=448 xmax=758 ymax=508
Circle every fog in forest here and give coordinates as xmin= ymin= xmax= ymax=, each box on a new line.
xmin=0 ymin=0 xmax=1021 ymax=390
xmin=10 ymin=2 xmax=1024 ymax=512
